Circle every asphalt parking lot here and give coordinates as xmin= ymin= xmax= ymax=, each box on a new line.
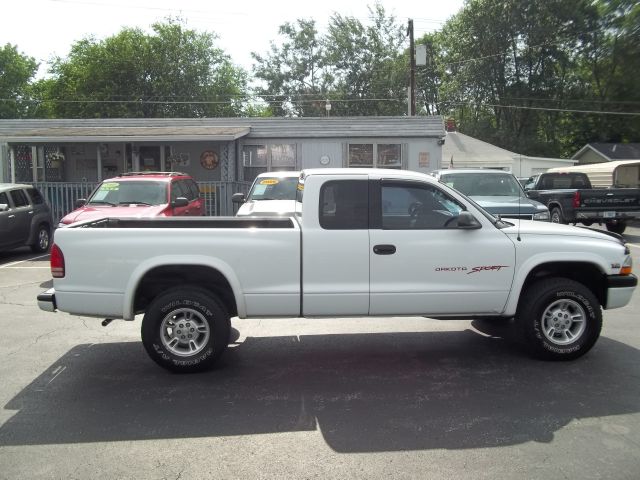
xmin=0 ymin=226 xmax=639 ymax=479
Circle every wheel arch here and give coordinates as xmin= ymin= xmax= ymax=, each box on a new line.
xmin=124 ymin=256 xmax=245 ymax=320
xmin=505 ymin=259 xmax=608 ymax=316
xmin=548 ymin=202 xmax=563 ymax=217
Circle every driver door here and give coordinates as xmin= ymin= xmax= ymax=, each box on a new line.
xmin=369 ymin=180 xmax=516 ymax=316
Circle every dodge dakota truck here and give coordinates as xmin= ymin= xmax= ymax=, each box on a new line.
xmin=38 ymin=169 xmax=637 ymax=372
xmin=523 ymin=172 xmax=640 ymax=234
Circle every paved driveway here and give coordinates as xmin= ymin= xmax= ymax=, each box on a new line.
xmin=0 ymin=228 xmax=639 ymax=479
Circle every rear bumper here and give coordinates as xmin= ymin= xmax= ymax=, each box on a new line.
xmin=576 ymin=210 xmax=640 ymax=221
xmin=37 ymin=288 xmax=57 ymax=312
xmin=605 ymin=274 xmax=638 ymax=309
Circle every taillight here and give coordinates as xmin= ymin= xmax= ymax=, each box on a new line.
xmin=572 ymin=191 xmax=581 ymax=208
xmin=51 ymin=243 xmax=65 ymax=278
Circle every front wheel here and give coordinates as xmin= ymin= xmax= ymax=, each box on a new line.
xmin=141 ymin=287 xmax=230 ymax=373
xmin=517 ymin=278 xmax=602 ymax=361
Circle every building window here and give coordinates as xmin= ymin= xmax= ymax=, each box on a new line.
xmin=271 ymin=144 xmax=296 ymax=169
xmin=348 ymin=144 xmax=374 ymax=167
xmin=377 ymin=144 xmax=401 ymax=168
xmin=348 ymin=143 xmax=402 ymax=169
xmin=242 ymin=144 xmax=297 ymax=182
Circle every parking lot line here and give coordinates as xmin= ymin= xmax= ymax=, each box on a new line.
xmin=0 ymin=254 xmax=49 ymax=269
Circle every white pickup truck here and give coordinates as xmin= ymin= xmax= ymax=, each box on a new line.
xmin=38 ymin=168 xmax=637 ymax=372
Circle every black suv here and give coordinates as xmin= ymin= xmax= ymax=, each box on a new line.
xmin=0 ymin=184 xmax=53 ymax=253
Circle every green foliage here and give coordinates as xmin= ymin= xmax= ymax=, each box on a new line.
xmin=0 ymin=44 xmax=38 ymax=119
xmin=252 ymin=19 xmax=330 ymax=116
xmin=44 ymin=20 xmax=247 ymax=118
xmin=252 ymin=3 xmax=408 ymax=116
xmin=3 ymin=1 xmax=639 ymax=157
xmin=425 ymin=0 xmax=640 ymax=157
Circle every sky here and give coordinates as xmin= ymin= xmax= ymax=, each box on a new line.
xmin=1 ymin=0 xmax=465 ymax=77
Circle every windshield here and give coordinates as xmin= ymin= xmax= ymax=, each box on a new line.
xmin=440 ymin=173 xmax=524 ymax=197
xmin=88 ymin=181 xmax=168 ymax=206
xmin=247 ymin=176 xmax=299 ymax=201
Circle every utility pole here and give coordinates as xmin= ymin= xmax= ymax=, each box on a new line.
xmin=407 ymin=19 xmax=416 ymax=116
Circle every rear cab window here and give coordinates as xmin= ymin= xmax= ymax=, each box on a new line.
xmin=319 ymin=180 xmax=369 ymax=230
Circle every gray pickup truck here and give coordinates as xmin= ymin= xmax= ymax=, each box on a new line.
xmin=524 ymin=172 xmax=640 ymax=234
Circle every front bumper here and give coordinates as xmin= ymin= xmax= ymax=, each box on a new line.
xmin=37 ymin=288 xmax=57 ymax=312
xmin=605 ymin=274 xmax=638 ymax=309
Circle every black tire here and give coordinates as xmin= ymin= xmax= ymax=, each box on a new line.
xmin=550 ymin=207 xmax=564 ymax=224
xmin=605 ymin=221 xmax=626 ymax=234
xmin=517 ymin=278 xmax=602 ymax=361
xmin=141 ymin=287 xmax=230 ymax=373
xmin=30 ymin=224 xmax=51 ymax=253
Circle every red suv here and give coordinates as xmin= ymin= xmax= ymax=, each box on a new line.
xmin=58 ymin=172 xmax=204 ymax=227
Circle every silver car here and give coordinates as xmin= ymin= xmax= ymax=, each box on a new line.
xmin=432 ymin=169 xmax=550 ymax=221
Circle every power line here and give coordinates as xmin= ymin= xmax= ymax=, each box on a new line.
xmin=440 ymin=101 xmax=640 ymax=116
xmin=4 ymin=97 xmax=640 ymax=115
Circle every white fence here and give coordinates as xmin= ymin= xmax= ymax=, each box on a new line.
xmin=34 ymin=181 xmax=251 ymax=225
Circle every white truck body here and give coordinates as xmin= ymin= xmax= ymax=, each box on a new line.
xmin=39 ymin=168 xmax=637 ymax=372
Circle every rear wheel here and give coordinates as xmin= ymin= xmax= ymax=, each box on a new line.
xmin=30 ymin=224 xmax=50 ymax=253
xmin=550 ymin=207 xmax=564 ymax=224
xmin=517 ymin=278 xmax=602 ymax=361
xmin=605 ymin=221 xmax=626 ymax=234
xmin=141 ymin=287 xmax=230 ymax=373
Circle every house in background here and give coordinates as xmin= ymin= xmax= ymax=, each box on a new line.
xmin=442 ymin=131 xmax=574 ymax=177
xmin=572 ymin=143 xmax=640 ymax=165
xmin=0 ymin=116 xmax=445 ymax=220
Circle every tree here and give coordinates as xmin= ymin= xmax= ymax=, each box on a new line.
xmin=423 ymin=0 xmax=640 ymax=157
xmin=44 ymin=20 xmax=248 ymax=118
xmin=0 ymin=44 xmax=38 ymax=118
xmin=252 ymin=3 xmax=408 ymax=116
xmin=324 ymin=4 xmax=407 ymax=116
xmin=252 ymin=19 xmax=331 ymax=116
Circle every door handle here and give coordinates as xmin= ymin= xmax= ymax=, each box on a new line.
xmin=373 ymin=244 xmax=396 ymax=255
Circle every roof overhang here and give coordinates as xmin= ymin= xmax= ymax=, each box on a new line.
xmin=2 ymin=126 xmax=251 ymax=143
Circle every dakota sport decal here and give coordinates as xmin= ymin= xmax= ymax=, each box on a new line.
xmin=435 ymin=265 xmax=509 ymax=274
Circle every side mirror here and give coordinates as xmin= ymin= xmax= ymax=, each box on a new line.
xmin=526 ymin=190 xmax=539 ymax=199
xmin=172 ymin=197 xmax=189 ymax=208
xmin=0 ymin=203 xmax=9 ymax=212
xmin=457 ymin=211 xmax=482 ymax=229
xmin=232 ymin=192 xmax=246 ymax=204
xmin=75 ymin=198 xmax=87 ymax=208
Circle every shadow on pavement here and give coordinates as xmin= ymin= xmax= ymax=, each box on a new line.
xmin=1 ymin=327 xmax=638 ymax=452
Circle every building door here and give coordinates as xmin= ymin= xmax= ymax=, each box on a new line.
xmin=138 ymin=146 xmax=161 ymax=171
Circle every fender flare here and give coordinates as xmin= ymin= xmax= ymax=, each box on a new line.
xmin=122 ymin=255 xmax=246 ymax=320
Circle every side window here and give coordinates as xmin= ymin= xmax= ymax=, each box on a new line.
xmin=177 ymin=180 xmax=195 ymax=200
xmin=381 ymin=183 xmax=463 ymax=230
xmin=0 ymin=192 xmax=9 ymax=207
xmin=186 ymin=180 xmax=201 ymax=200
xmin=9 ymin=189 xmax=29 ymax=208
xmin=171 ymin=181 xmax=188 ymax=201
xmin=319 ymin=180 xmax=368 ymax=230
xmin=27 ymin=188 xmax=45 ymax=205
